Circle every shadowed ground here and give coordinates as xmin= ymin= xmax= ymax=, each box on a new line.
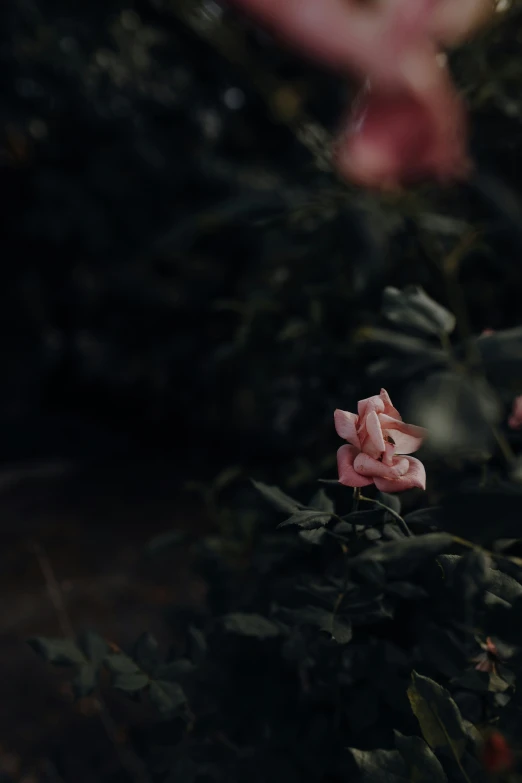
xmin=0 ymin=461 xmax=206 ymax=782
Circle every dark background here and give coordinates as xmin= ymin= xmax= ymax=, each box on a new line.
xmin=1 ymin=0 xmax=522 ymax=780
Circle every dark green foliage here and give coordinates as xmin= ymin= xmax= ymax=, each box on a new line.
xmin=221 ymin=613 xmax=281 ymax=639
xmin=28 ymin=638 xmax=86 ymax=667
xmin=407 ymin=672 xmax=469 ymax=760
xmin=30 ymin=460 xmax=522 ymax=781
xmin=251 ymin=481 xmax=305 ymax=514
xmin=103 ymin=644 xmax=189 ymax=715
xmin=349 ymin=741 xmax=447 ymax=783
xmin=394 ymin=731 xmax=448 ymax=783
xmin=28 ymin=277 xmax=522 ymax=782
xmin=145 ymin=530 xmax=188 ymax=556
xmin=382 ymin=286 xmax=456 ymax=338
xmin=11 ymin=0 xmax=522 ymax=780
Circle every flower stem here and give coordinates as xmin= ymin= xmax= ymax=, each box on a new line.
xmin=358 ymin=495 xmax=413 ymax=537
xmin=353 ymin=486 xmax=361 ymax=511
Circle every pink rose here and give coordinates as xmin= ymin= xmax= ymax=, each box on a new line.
xmin=229 ymin=0 xmax=492 ymax=188
xmin=334 ymin=388 xmax=427 ymax=492
xmin=508 ymin=395 xmax=522 ymax=430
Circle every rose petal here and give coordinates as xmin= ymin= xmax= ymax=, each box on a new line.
xmin=380 ymin=388 xmax=402 ymax=420
xmin=374 ymin=456 xmax=426 ymax=492
xmin=429 ymin=0 xmax=493 ymax=47
xmin=354 ymin=452 xmax=410 ymax=479
xmin=334 ymin=409 xmax=361 ymax=448
xmin=474 ymin=655 xmax=492 ymax=673
xmin=337 ymin=445 xmax=374 ymax=488
xmin=358 ymin=425 xmax=383 ymax=459
xmin=382 ymin=441 xmax=396 ymax=466
xmin=337 ymin=75 xmax=469 ymax=189
xmin=358 ymin=394 xmax=385 ymax=419
xmin=484 ymin=637 xmax=498 ymax=657
xmin=378 ymin=414 xmax=427 ymax=454
xmin=366 ymin=409 xmax=386 ymax=453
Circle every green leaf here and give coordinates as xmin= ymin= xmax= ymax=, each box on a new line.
xmin=72 ymin=664 xmax=98 ymax=698
xmin=28 ymin=637 xmax=86 ymax=666
xmin=298 ymin=528 xmax=327 ymax=545
xmin=452 ymin=550 xmax=490 ymax=615
xmin=488 ymin=670 xmax=511 ymax=694
xmin=132 ymin=632 xmax=159 ymax=673
xmin=222 ymin=612 xmax=280 ymax=639
xmin=488 ymin=567 xmax=522 ymax=605
xmin=308 ymin=489 xmax=334 ymax=513
xmin=146 ymin=530 xmax=187 ymax=556
xmin=105 ymin=652 xmax=141 ymax=676
xmin=353 ymin=559 xmax=386 ymax=586
xmin=404 ymin=507 xmax=444 ymax=528
xmin=385 ymin=581 xmax=427 ymax=600
xmin=251 ymin=480 xmax=304 ymax=513
xmin=114 ymin=672 xmax=150 ymax=692
xmin=353 ymin=534 xmax=453 ymax=577
xmin=349 ymin=747 xmax=409 ymax=782
xmin=157 ymin=659 xmax=194 ymax=680
xmin=149 ymin=681 xmax=186 ymax=714
xmin=475 ymin=325 xmax=522 ymax=387
xmin=213 ymin=466 xmax=242 ymax=491
xmin=382 ymin=285 xmax=456 ymax=337
xmin=407 ymin=672 xmax=468 ymax=764
xmin=394 ymin=731 xmax=448 ymax=783
xmin=355 ymin=325 xmax=443 ymax=357
xmin=377 ymin=491 xmax=402 ymax=514
xmin=418 ymin=625 xmax=468 ymax=680
xmin=77 ymin=630 xmax=108 ymax=667
xmin=290 ymin=606 xmax=352 ymax=644
xmin=278 ymin=510 xmax=332 ymax=530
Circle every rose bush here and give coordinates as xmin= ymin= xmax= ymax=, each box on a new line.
xmin=335 ymin=388 xmax=427 ymax=491
xmin=29 ymin=290 xmax=522 ymax=783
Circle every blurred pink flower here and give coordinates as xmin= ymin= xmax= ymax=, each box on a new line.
xmin=474 ymin=637 xmax=499 ymax=673
xmin=229 ymin=0 xmax=492 ymax=188
xmin=508 ymin=395 xmax=522 ymax=430
xmin=335 ymin=388 xmax=427 ymax=492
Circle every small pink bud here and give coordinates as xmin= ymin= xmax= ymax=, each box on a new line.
xmin=508 ymin=396 xmax=522 ymax=430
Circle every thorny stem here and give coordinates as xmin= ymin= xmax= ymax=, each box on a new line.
xmin=352 ymin=486 xmax=361 ymax=511
xmin=358 ymin=495 xmax=413 ymax=537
